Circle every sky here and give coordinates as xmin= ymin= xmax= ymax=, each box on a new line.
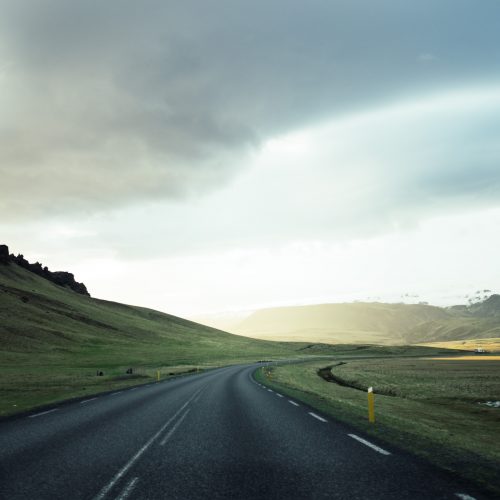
xmin=1 ymin=0 xmax=500 ymax=318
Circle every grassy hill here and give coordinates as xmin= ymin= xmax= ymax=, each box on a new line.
xmin=0 ymin=262 xmax=296 ymax=364
xmin=0 ymin=261 xmax=318 ymax=416
xmin=224 ymin=300 xmax=500 ymax=345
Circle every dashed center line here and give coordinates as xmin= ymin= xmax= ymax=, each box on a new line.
xmin=348 ymin=434 xmax=391 ymax=456
xmin=455 ymin=494 xmax=476 ymax=500
xmin=80 ymin=397 xmax=98 ymax=404
xmin=111 ymin=391 xmax=123 ymax=396
xmin=288 ymin=400 xmax=299 ymax=407
xmin=29 ymin=408 xmax=59 ymax=418
xmin=267 ymin=389 xmax=273 ymax=393
xmin=276 ymin=393 xmax=284 ymax=398
xmin=160 ymin=408 xmax=191 ymax=446
xmin=115 ymin=477 xmax=138 ymax=500
xmin=308 ymin=412 xmax=327 ymax=422
xmin=93 ymin=387 xmax=201 ymax=500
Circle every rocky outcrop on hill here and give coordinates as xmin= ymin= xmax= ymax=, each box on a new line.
xmin=51 ymin=271 xmax=90 ymax=296
xmin=0 ymin=244 xmax=90 ymax=296
xmin=0 ymin=245 xmax=9 ymax=264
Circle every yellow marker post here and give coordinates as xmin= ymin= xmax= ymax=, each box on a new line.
xmin=367 ymin=386 xmax=375 ymax=423
xmin=157 ymin=370 xmax=160 ymax=382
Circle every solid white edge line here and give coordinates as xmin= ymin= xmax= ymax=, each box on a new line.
xmin=288 ymin=400 xmax=299 ymax=406
xmin=348 ymin=434 xmax=391 ymax=456
xmin=80 ymin=397 xmax=98 ymax=404
xmin=455 ymin=494 xmax=476 ymax=500
xmin=115 ymin=477 xmax=138 ymax=500
xmin=159 ymin=408 xmax=191 ymax=446
xmin=93 ymin=387 xmax=201 ymax=500
xmin=29 ymin=408 xmax=59 ymax=418
xmin=308 ymin=412 xmax=327 ymax=422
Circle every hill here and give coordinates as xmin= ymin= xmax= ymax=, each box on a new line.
xmin=0 ymin=259 xmax=293 ymax=363
xmin=0 ymin=250 xmax=319 ymax=416
xmin=218 ymin=299 xmax=500 ymax=345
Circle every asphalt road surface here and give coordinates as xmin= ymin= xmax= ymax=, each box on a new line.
xmin=0 ymin=364 xmax=491 ymax=499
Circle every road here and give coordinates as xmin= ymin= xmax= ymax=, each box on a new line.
xmin=0 ymin=364 xmax=490 ymax=499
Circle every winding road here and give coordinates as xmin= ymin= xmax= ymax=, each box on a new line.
xmin=0 ymin=364 xmax=489 ymax=499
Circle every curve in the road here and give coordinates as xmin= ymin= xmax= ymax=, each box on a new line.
xmin=0 ymin=364 xmax=490 ymax=500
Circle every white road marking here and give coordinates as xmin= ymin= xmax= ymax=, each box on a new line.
xmin=129 ymin=388 xmax=137 ymax=391
xmin=267 ymin=389 xmax=273 ymax=393
xmin=276 ymin=393 xmax=284 ymax=398
xmin=93 ymin=388 xmax=201 ymax=500
xmin=455 ymin=494 xmax=476 ymax=500
xmin=348 ymin=434 xmax=391 ymax=456
xmin=115 ymin=477 xmax=138 ymax=500
xmin=160 ymin=408 xmax=191 ymax=446
xmin=111 ymin=391 xmax=123 ymax=396
xmin=80 ymin=397 xmax=98 ymax=404
xmin=193 ymin=388 xmax=204 ymax=403
xmin=308 ymin=412 xmax=327 ymax=422
xmin=29 ymin=408 xmax=59 ymax=418
xmin=288 ymin=400 xmax=299 ymax=406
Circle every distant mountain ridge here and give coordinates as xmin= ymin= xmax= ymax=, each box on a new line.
xmin=219 ymin=297 xmax=500 ymax=344
xmin=467 ymin=294 xmax=500 ymax=317
xmin=0 ymin=244 xmax=89 ymax=296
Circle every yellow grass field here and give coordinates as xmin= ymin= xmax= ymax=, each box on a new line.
xmin=417 ymin=337 xmax=500 ymax=352
xmin=427 ymin=355 xmax=500 ymax=361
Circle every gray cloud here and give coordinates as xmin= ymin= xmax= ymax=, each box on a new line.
xmin=1 ymin=0 xmax=500 ymax=218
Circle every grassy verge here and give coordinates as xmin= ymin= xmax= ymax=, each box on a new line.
xmin=255 ymin=355 xmax=500 ymax=496
xmin=0 ymin=363 xmax=222 ymax=417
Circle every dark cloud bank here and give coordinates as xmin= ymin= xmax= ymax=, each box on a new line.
xmin=1 ymin=0 xmax=500 ymax=217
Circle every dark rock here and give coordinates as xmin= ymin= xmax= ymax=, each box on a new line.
xmin=52 ymin=272 xmax=90 ymax=296
xmin=126 ymin=368 xmax=133 ymax=374
xmin=0 ymin=245 xmax=9 ymax=264
xmin=3 ymin=245 xmax=90 ymax=296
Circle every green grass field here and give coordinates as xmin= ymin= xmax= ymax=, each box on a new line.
xmin=256 ymin=354 xmax=500 ymax=495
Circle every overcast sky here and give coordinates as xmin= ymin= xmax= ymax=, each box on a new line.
xmin=2 ymin=1 xmax=500 ymax=317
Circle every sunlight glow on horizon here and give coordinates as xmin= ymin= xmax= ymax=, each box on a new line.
xmin=3 ymin=85 xmax=500 ymax=317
